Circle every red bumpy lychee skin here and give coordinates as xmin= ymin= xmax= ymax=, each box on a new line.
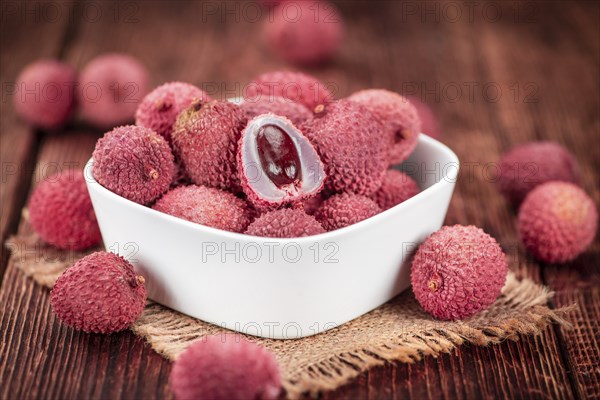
xmin=497 ymin=142 xmax=580 ymax=204
xmin=410 ymin=225 xmax=508 ymax=321
xmin=245 ymin=209 xmax=325 ymax=238
xmin=303 ymin=99 xmax=387 ymax=195
xmin=371 ymin=170 xmax=420 ymax=211
xmin=153 ymin=186 xmax=254 ymax=233
xmin=244 ymin=71 xmax=334 ymax=110
xmin=407 ymin=96 xmax=441 ymax=139
xmin=14 ymin=60 xmax=77 ymax=129
xmin=135 ymin=82 xmax=211 ymax=144
xmin=348 ymin=89 xmax=421 ymax=165
xmin=172 ymin=100 xmax=247 ymax=191
xmin=264 ymin=0 xmax=344 ymax=66
xmin=79 ymin=53 xmax=149 ymax=128
xmin=518 ymin=182 xmax=598 ymax=263
xmin=170 ymin=334 xmax=281 ymax=400
xmin=92 ymin=125 xmax=175 ymax=205
xmin=238 ymin=114 xmax=325 ymax=210
xmin=315 ymin=193 xmax=381 ymax=231
xmin=241 ymin=96 xmax=312 ymax=126
xmin=28 ymin=169 xmax=101 ymax=250
xmin=50 ymin=251 xmax=146 ymax=333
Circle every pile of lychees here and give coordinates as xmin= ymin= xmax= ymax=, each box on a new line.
xmin=90 ymin=71 xmax=424 ymax=237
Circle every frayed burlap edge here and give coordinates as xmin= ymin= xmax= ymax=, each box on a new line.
xmin=7 ymin=231 xmax=574 ymax=398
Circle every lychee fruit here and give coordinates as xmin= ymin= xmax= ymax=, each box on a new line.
xmin=238 ymin=114 xmax=325 ymax=209
xmin=244 ymin=71 xmax=334 ymax=110
xmin=153 ymin=185 xmax=254 ymax=233
xmin=303 ymin=99 xmax=387 ymax=195
xmin=315 ymin=193 xmax=381 ymax=231
xmin=50 ymin=251 xmax=146 ymax=333
xmin=78 ymin=53 xmax=149 ymax=128
xmin=407 ymin=95 xmax=441 ymax=139
xmin=301 ymin=192 xmax=326 ymax=215
xmin=172 ymin=100 xmax=247 ymax=191
xmin=245 ymin=209 xmax=325 ymax=238
xmin=135 ymin=81 xmax=211 ymax=144
xmin=348 ymin=89 xmax=421 ymax=165
xmin=264 ymin=0 xmax=344 ymax=66
xmin=497 ymin=141 xmax=580 ymax=204
xmin=410 ymin=225 xmax=507 ymax=321
xmin=371 ymin=170 xmax=420 ymax=211
xmin=14 ymin=60 xmax=77 ymax=129
xmin=28 ymin=169 xmax=101 ymax=250
xmin=92 ymin=125 xmax=175 ymax=205
xmin=241 ymin=96 xmax=312 ymax=126
xmin=170 ymin=334 xmax=281 ymax=400
xmin=518 ymin=182 xmax=598 ymax=263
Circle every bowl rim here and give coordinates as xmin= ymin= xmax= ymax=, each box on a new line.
xmin=85 ymin=134 xmax=459 ymax=243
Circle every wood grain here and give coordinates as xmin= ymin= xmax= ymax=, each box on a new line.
xmin=0 ymin=1 xmax=598 ymax=399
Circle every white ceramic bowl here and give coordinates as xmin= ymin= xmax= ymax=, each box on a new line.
xmin=85 ymin=134 xmax=459 ymax=339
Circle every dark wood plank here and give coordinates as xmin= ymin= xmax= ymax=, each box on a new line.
xmin=0 ymin=0 xmax=75 ymax=278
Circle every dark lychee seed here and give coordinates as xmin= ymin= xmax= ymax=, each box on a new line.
xmin=256 ymin=124 xmax=302 ymax=188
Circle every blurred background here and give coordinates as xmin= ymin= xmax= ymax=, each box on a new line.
xmin=1 ymin=1 xmax=599 ymax=399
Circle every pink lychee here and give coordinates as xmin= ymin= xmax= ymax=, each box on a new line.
xmin=518 ymin=182 xmax=598 ymax=263
xmin=28 ymin=169 xmax=101 ymax=250
xmin=407 ymin=95 xmax=441 ymax=139
xmin=371 ymin=170 xmax=420 ymax=211
xmin=92 ymin=125 xmax=175 ymax=205
xmin=244 ymin=71 xmax=334 ymax=110
xmin=135 ymin=81 xmax=211 ymax=143
xmin=153 ymin=185 xmax=254 ymax=233
xmin=50 ymin=251 xmax=146 ymax=333
xmin=172 ymin=100 xmax=247 ymax=191
xmin=264 ymin=0 xmax=344 ymax=66
xmin=238 ymin=113 xmax=325 ymax=210
xmin=245 ymin=208 xmax=325 ymax=238
xmin=497 ymin=141 xmax=580 ymax=204
xmin=240 ymin=96 xmax=312 ymax=126
xmin=14 ymin=60 xmax=77 ymax=129
xmin=315 ymin=193 xmax=381 ymax=231
xmin=348 ymin=89 xmax=421 ymax=165
xmin=410 ymin=225 xmax=507 ymax=321
xmin=79 ymin=53 xmax=149 ymax=128
xmin=303 ymin=99 xmax=387 ymax=195
xmin=170 ymin=334 xmax=281 ymax=400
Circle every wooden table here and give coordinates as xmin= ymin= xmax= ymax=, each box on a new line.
xmin=1 ymin=1 xmax=598 ymax=398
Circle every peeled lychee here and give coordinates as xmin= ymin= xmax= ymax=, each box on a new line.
xmin=170 ymin=334 xmax=281 ymax=400
xmin=241 ymin=96 xmax=312 ymax=126
xmin=14 ymin=60 xmax=77 ymax=129
xmin=244 ymin=71 xmax=334 ymax=110
xmin=153 ymin=185 xmax=254 ymax=233
xmin=497 ymin=142 xmax=580 ymax=204
xmin=410 ymin=225 xmax=507 ymax=321
xmin=348 ymin=89 xmax=421 ymax=165
xmin=172 ymin=100 xmax=247 ymax=191
xmin=135 ymin=82 xmax=211 ymax=143
xmin=245 ymin=209 xmax=325 ymax=238
xmin=518 ymin=182 xmax=598 ymax=263
xmin=264 ymin=0 xmax=344 ymax=66
xmin=315 ymin=193 xmax=381 ymax=231
xmin=238 ymin=114 xmax=325 ymax=209
xmin=407 ymin=96 xmax=441 ymax=139
xmin=303 ymin=99 xmax=387 ymax=195
xmin=371 ymin=170 xmax=420 ymax=210
xmin=28 ymin=169 xmax=101 ymax=250
xmin=51 ymin=251 xmax=146 ymax=333
xmin=92 ymin=125 xmax=175 ymax=205
xmin=79 ymin=53 xmax=149 ymax=128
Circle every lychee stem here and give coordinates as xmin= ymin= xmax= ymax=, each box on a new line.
xmin=428 ymin=272 xmax=441 ymax=292
xmin=149 ymin=169 xmax=159 ymax=180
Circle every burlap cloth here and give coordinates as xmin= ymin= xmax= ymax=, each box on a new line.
xmin=7 ymin=227 xmax=572 ymax=398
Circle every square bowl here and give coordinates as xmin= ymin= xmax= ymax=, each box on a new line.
xmin=85 ymin=134 xmax=459 ymax=339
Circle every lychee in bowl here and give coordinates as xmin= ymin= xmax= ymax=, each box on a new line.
xmin=85 ymin=134 xmax=459 ymax=339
